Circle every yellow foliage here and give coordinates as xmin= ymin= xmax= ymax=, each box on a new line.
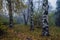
xmin=15 ymin=0 xmax=27 ymax=10
xmin=0 ymin=0 xmax=2 ymax=10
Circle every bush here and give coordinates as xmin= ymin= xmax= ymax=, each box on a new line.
xmin=48 ymin=13 xmax=55 ymax=26
xmin=0 ymin=21 xmax=8 ymax=36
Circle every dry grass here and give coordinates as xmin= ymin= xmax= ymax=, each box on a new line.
xmin=0 ymin=25 xmax=60 ymax=40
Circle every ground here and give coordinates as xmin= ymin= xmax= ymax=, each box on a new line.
xmin=0 ymin=24 xmax=60 ymax=40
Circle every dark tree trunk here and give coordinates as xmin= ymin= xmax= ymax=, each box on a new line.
xmin=7 ymin=0 xmax=13 ymax=28
xmin=23 ymin=11 xmax=27 ymax=25
xmin=42 ymin=0 xmax=49 ymax=36
xmin=55 ymin=0 xmax=60 ymax=26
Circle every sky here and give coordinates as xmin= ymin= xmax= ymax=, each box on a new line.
xmin=33 ymin=0 xmax=57 ymax=10
xmin=48 ymin=0 xmax=57 ymax=10
xmin=25 ymin=0 xmax=57 ymax=9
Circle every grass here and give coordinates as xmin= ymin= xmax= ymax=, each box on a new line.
xmin=0 ymin=24 xmax=60 ymax=40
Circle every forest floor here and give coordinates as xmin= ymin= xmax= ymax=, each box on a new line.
xmin=0 ymin=24 xmax=60 ymax=40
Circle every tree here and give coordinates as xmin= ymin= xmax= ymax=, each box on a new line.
xmin=28 ymin=0 xmax=34 ymax=31
xmin=7 ymin=0 xmax=13 ymax=28
xmin=42 ymin=0 xmax=49 ymax=36
xmin=14 ymin=0 xmax=27 ymax=25
xmin=55 ymin=0 xmax=60 ymax=26
xmin=22 ymin=10 xmax=28 ymax=25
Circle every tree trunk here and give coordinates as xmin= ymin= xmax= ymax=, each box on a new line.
xmin=28 ymin=0 xmax=34 ymax=31
xmin=42 ymin=0 xmax=49 ymax=36
xmin=7 ymin=0 xmax=13 ymax=28
xmin=55 ymin=0 xmax=60 ymax=26
xmin=23 ymin=10 xmax=27 ymax=25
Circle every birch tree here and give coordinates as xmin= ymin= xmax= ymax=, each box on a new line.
xmin=28 ymin=0 xmax=34 ymax=31
xmin=42 ymin=0 xmax=49 ymax=36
